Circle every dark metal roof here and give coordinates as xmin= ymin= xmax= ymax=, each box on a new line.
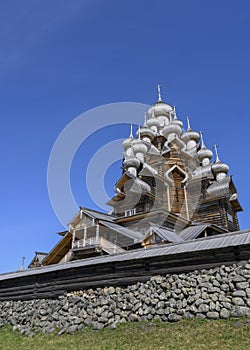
xmin=80 ymin=208 xmax=116 ymax=222
xmin=179 ymin=224 xmax=210 ymax=240
xmin=150 ymin=226 xmax=184 ymax=243
xmin=99 ymin=220 xmax=143 ymax=241
xmin=1 ymin=229 xmax=250 ymax=281
xmin=207 ymin=176 xmax=231 ymax=198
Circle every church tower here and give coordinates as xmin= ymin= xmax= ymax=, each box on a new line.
xmin=107 ymin=86 xmax=242 ymax=233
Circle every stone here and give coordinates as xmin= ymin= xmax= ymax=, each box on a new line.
xmin=209 ymin=302 xmax=216 ymax=311
xmin=232 ymin=297 xmax=245 ymax=306
xmin=93 ymin=322 xmax=104 ymax=330
xmin=230 ymin=306 xmax=250 ymax=318
xmin=39 ymin=309 xmax=48 ymax=316
xmin=168 ymin=313 xmax=182 ymax=322
xmin=232 ymin=290 xmax=246 ymax=298
xmin=195 ymin=298 xmax=204 ymax=307
xmin=236 ymin=282 xmax=249 ymax=290
xmin=232 ymin=275 xmax=246 ymax=283
xmin=221 ymin=302 xmax=231 ymax=310
xmin=220 ymin=308 xmax=230 ymax=319
xmin=66 ymin=325 xmax=78 ymax=334
xmin=206 ymin=312 xmax=219 ymax=320
xmin=198 ymin=304 xmax=209 ymax=313
xmin=176 ymin=309 xmax=185 ymax=316
xmin=220 ymin=284 xmax=229 ymax=292
xmin=84 ymin=318 xmax=93 ymax=327
xmin=219 ymin=295 xmax=231 ymax=302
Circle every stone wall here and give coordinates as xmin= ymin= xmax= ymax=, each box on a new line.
xmin=0 ymin=260 xmax=249 ymax=335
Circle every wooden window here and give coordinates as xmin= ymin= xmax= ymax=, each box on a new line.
xmin=125 ymin=208 xmax=136 ymax=217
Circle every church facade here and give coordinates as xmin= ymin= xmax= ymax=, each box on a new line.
xmin=29 ymin=88 xmax=243 ymax=268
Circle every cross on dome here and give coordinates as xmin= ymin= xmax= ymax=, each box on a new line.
xmin=157 ymin=84 xmax=162 ymax=102
xmin=129 ymin=124 xmax=133 ymax=138
xmin=214 ymin=144 xmax=220 ymax=162
xmin=137 ymin=125 xmax=141 ymax=140
xmin=200 ymin=131 xmax=206 ymax=148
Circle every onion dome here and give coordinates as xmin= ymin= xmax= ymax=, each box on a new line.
xmin=212 ymin=145 xmax=229 ymax=175
xmin=136 ymin=113 xmax=155 ymax=141
xmin=197 ymin=132 xmax=213 ymax=161
xmin=171 ymin=106 xmax=183 ymax=129
xmin=123 ymin=156 xmax=140 ymax=170
xmin=132 ymin=127 xmax=148 ymax=155
xmin=212 ymin=162 xmax=229 ymax=175
xmin=147 ymin=84 xmax=173 ymax=117
xmin=122 ymin=124 xmax=134 ymax=150
xmin=147 ymin=109 xmax=161 ymax=129
xmin=181 ymin=117 xmax=200 ymax=144
xmin=148 ymin=101 xmax=173 ymax=117
xmin=162 ymin=121 xmax=182 ymax=139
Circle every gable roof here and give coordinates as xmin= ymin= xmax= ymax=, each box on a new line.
xmin=42 ymin=232 xmax=72 ymax=266
xmin=69 ymin=207 xmax=116 ymax=226
xmin=99 ymin=220 xmax=143 ymax=242
xmin=28 ymin=252 xmax=47 ymax=268
xmin=178 ymin=223 xmax=226 ymax=241
xmin=80 ymin=207 xmax=116 ymax=222
xmin=144 ymin=226 xmax=184 ymax=244
xmin=179 ymin=224 xmax=210 ymax=241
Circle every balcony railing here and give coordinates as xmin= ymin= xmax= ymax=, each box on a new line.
xmin=73 ymin=238 xmax=99 ymax=249
xmin=72 ymin=237 xmax=125 ymax=254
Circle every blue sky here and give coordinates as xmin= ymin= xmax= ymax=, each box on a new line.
xmin=0 ymin=0 xmax=249 ymax=273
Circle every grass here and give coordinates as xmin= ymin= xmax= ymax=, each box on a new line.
xmin=0 ymin=318 xmax=249 ymax=350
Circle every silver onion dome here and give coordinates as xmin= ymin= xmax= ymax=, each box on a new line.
xmin=122 ymin=125 xmax=133 ymax=150
xmin=147 ymin=84 xmax=172 ymax=117
xmin=123 ymin=156 xmax=140 ymax=169
xmin=132 ymin=138 xmax=148 ymax=155
xmin=212 ymin=161 xmax=229 ymax=175
xmin=198 ymin=148 xmax=213 ymax=161
xmin=147 ymin=101 xmax=173 ymax=117
xmin=198 ymin=132 xmax=213 ymax=161
xmin=162 ymin=122 xmax=182 ymax=139
xmin=172 ymin=118 xmax=183 ymax=129
xmin=139 ymin=125 xmax=155 ymax=140
xmin=147 ymin=110 xmax=161 ymax=128
xmin=212 ymin=144 xmax=229 ymax=175
xmin=136 ymin=114 xmax=155 ymax=141
xmin=171 ymin=107 xmax=183 ymax=129
xmin=181 ymin=117 xmax=200 ymax=143
xmin=122 ymin=137 xmax=133 ymax=150
xmin=181 ymin=129 xmax=200 ymax=143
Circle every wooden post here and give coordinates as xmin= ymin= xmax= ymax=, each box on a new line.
xmin=184 ymin=186 xmax=189 ymax=221
xmin=83 ymin=226 xmax=87 ymax=246
xmin=72 ymin=229 xmax=76 ymax=249
xmin=96 ymin=224 xmax=99 ymax=245
xmin=167 ymin=186 xmax=171 ymax=211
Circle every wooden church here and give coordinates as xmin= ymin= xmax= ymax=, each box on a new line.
xmin=29 ymin=87 xmax=243 ymax=268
